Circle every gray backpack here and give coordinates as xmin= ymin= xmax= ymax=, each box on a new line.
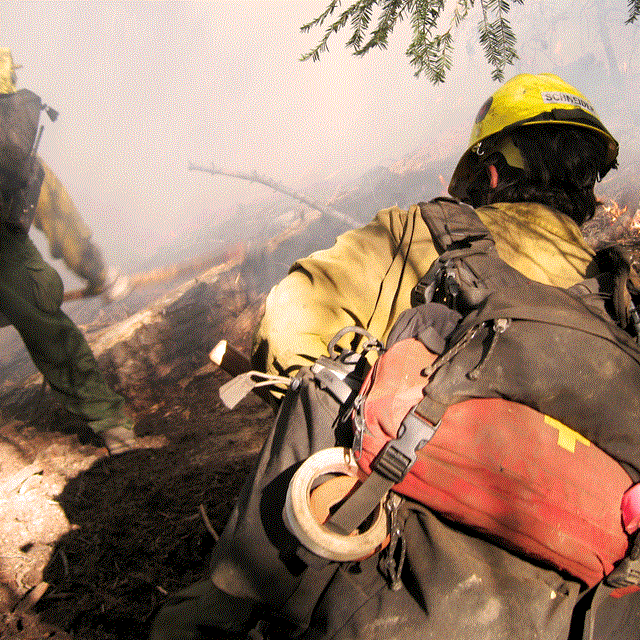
xmin=0 ymin=89 xmax=57 ymax=230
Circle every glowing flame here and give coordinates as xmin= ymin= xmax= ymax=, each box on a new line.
xmin=596 ymin=198 xmax=640 ymax=243
xmin=601 ymin=198 xmax=625 ymax=223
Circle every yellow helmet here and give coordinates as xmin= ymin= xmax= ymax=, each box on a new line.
xmin=0 ymin=48 xmax=19 ymax=93
xmin=448 ymin=73 xmax=619 ymax=200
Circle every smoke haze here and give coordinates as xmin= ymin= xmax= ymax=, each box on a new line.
xmin=1 ymin=1 xmax=637 ymax=288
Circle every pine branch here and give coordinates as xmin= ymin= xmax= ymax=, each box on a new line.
xmin=450 ymin=0 xmax=474 ymax=28
xmin=300 ymin=2 xmax=359 ymax=62
xmin=300 ymin=0 xmax=635 ymax=85
xmin=301 ymin=0 xmax=480 ymax=82
xmin=627 ymin=0 xmax=640 ymax=23
xmin=300 ymin=0 xmax=341 ymax=33
xmin=406 ymin=0 xmax=447 ymax=79
xmin=345 ymin=0 xmax=375 ymax=51
xmin=477 ymin=0 xmax=519 ymax=81
xmin=352 ymin=0 xmax=404 ymax=55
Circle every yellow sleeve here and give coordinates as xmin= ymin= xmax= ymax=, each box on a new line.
xmin=32 ymin=159 xmax=107 ymax=284
xmin=252 ymin=206 xmax=439 ymax=375
xmin=250 ymin=201 xmax=595 ymax=378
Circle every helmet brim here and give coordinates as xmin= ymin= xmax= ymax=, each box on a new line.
xmin=449 ymin=117 xmax=619 ymax=201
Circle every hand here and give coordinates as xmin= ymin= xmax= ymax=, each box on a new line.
xmin=83 ymin=266 xmax=132 ymax=302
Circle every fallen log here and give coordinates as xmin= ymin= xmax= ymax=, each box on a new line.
xmin=52 ymin=211 xmax=350 ymax=399
xmin=62 ymin=244 xmax=247 ymax=302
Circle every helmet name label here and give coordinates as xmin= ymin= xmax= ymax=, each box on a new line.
xmin=541 ymin=91 xmax=596 ymax=115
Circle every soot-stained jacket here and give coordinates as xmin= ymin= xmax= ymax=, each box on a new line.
xmin=252 ymin=200 xmax=596 ymax=377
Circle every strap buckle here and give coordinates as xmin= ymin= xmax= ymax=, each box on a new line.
xmin=411 ymin=257 xmax=447 ymax=306
xmin=606 ymin=536 xmax=640 ymax=588
xmin=371 ymin=408 xmax=440 ymax=483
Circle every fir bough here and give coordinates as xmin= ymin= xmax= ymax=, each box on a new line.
xmin=478 ymin=0 xmax=520 ymax=81
xmin=301 ymin=0 xmax=640 ymax=83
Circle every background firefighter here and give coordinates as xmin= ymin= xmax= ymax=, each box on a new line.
xmin=0 ymin=48 xmax=130 ymax=301
xmin=0 ymin=48 xmax=140 ymax=453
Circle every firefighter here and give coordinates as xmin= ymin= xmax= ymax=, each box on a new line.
xmin=0 ymin=48 xmax=130 ymax=301
xmin=0 ymin=48 xmax=141 ymax=453
xmin=151 ymin=74 xmax=637 ymax=639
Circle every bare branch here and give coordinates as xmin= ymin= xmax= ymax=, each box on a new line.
xmin=198 ymin=504 xmax=219 ymax=541
xmin=188 ymin=163 xmax=360 ymax=229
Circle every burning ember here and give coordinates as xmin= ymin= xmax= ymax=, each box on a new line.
xmin=582 ymin=195 xmax=640 ymax=256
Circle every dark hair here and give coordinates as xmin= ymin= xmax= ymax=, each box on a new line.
xmin=465 ymin=125 xmax=617 ymax=225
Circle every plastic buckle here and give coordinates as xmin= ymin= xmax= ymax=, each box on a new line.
xmin=606 ymin=556 xmax=640 ymax=589
xmin=371 ymin=408 xmax=439 ymax=483
xmin=444 ymin=262 xmax=461 ymax=298
xmin=411 ymin=258 xmax=446 ymax=306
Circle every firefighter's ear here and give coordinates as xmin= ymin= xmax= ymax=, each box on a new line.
xmin=488 ymin=164 xmax=499 ymax=189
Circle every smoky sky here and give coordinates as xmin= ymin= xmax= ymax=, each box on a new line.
xmin=0 ymin=1 xmax=637 ymax=286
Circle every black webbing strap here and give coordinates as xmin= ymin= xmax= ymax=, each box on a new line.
xmin=417 ymin=199 xmax=640 ymax=366
xmin=413 ymin=199 xmax=534 ymax=308
xmin=325 ymin=200 xmax=494 ymax=537
xmin=324 ymin=471 xmax=394 ymax=536
xmin=418 ymin=198 xmax=491 ymax=255
xmin=580 ymin=536 xmax=640 ymax=640
xmin=326 ymin=408 xmax=441 ymax=536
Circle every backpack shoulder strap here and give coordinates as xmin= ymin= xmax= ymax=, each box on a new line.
xmin=418 ymin=197 xmax=491 ymax=253
xmin=413 ymin=198 xmax=530 ymax=310
xmin=416 ymin=199 xmax=640 ymax=363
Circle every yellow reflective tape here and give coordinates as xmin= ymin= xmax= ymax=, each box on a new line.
xmin=544 ymin=415 xmax=591 ymax=453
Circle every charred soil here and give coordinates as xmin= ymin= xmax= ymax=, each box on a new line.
xmin=0 ymin=362 xmax=273 ymax=640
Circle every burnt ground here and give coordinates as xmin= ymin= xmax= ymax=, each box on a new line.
xmin=0 ymin=283 xmax=274 ymax=640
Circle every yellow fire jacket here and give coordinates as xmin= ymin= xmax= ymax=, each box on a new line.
xmin=32 ymin=159 xmax=107 ymax=286
xmin=252 ymin=201 xmax=596 ymax=377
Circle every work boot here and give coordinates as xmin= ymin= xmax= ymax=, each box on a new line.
xmin=96 ymin=422 xmax=137 ymax=455
xmin=88 ymin=409 xmax=166 ymax=455
xmin=55 ymin=407 xmax=165 ymax=455
xmin=149 ymin=578 xmax=257 ymax=640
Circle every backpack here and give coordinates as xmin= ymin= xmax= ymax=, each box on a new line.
xmin=0 ymin=89 xmax=43 ymax=189
xmin=219 ymin=199 xmax=640 ymax=638
xmin=283 ymin=198 xmax=640 ymax=589
xmin=1 ymin=89 xmax=56 ymax=231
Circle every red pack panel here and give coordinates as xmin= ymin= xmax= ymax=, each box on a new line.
xmin=355 ymin=338 xmax=633 ymax=587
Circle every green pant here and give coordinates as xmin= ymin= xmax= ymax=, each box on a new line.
xmin=0 ymin=221 xmax=124 ymax=422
